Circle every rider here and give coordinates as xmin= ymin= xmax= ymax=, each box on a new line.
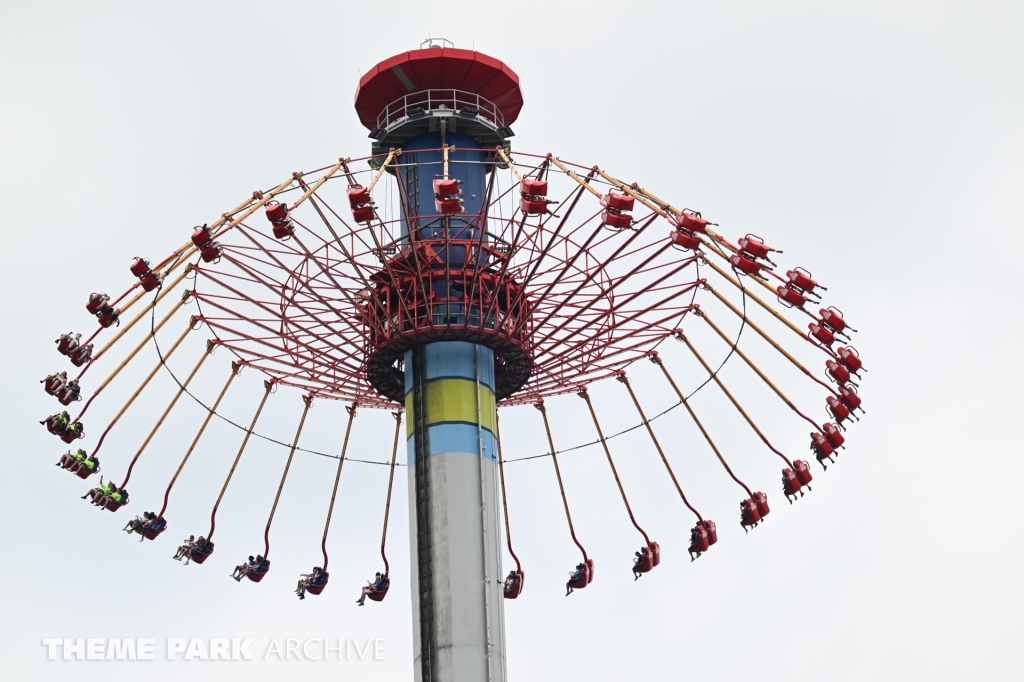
xmin=566 ymin=563 xmax=585 ymax=596
xmin=633 ymin=546 xmax=649 ymax=580
xmin=184 ymin=536 xmax=211 ymax=565
xmin=503 ymin=570 xmax=520 ymax=595
xmin=41 ymin=411 xmax=70 ymax=433
xmin=231 ymin=556 xmax=257 ymax=581
xmin=295 ymin=566 xmax=326 ymax=600
xmin=83 ymin=477 xmax=113 ymax=505
xmin=356 ymin=572 xmax=388 ymax=606
xmin=65 ymin=420 xmax=84 ymax=439
xmin=173 ymin=535 xmax=196 ymax=561
xmin=42 ymin=371 xmax=68 ymax=394
xmin=58 ymin=448 xmax=85 ymax=469
xmin=56 ymin=332 xmax=81 ymax=354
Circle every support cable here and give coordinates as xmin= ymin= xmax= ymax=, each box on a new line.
xmin=207 ymin=379 xmax=274 ymax=540
xmin=617 ymin=374 xmax=703 ymax=523
xmin=671 ymin=333 xmax=793 ymax=467
xmin=89 ymin=323 xmax=196 ymax=460
xmin=263 ymin=394 xmax=314 ymax=558
xmin=379 ymin=411 xmax=403 ymax=576
xmin=495 ymin=415 xmax=521 ymax=574
xmin=697 ymin=310 xmax=824 ymax=434
xmin=157 ymin=361 xmax=241 ymax=518
xmin=577 ymin=389 xmax=651 ymax=545
xmin=647 ymin=357 xmax=753 ymax=497
xmin=118 ymin=336 xmax=211 ymax=488
xmin=319 ymin=404 xmax=357 ymax=571
xmin=534 ymin=402 xmax=588 ymax=563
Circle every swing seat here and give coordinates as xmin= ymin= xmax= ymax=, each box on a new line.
xmin=86 ymin=293 xmax=109 ymax=315
xmin=130 ymin=257 xmax=152 ymax=278
xmin=520 ymin=197 xmax=548 ymax=215
xmin=837 ymin=346 xmax=863 ymax=374
xmin=140 ymin=272 xmax=161 ymax=292
xmin=603 ymin=191 xmax=634 ymax=212
xmin=701 ymin=520 xmax=718 ymax=546
xmin=820 ymin=307 xmax=850 ymax=335
xmin=503 ymin=570 xmax=525 ymax=599
xmin=75 ymin=464 xmax=99 ymax=479
xmin=97 ymin=309 xmax=119 ymax=328
xmin=783 ymin=468 xmax=801 ymax=499
xmin=601 ymin=209 xmax=632 ymax=230
xmin=568 ymin=559 xmax=594 ymax=589
xmin=634 ymin=542 xmax=659 ymax=574
xmin=823 ymin=422 xmax=845 ymax=450
xmin=70 ymin=346 xmax=93 ymax=366
xmin=827 ymin=396 xmax=851 ymax=423
xmin=57 ymin=336 xmax=76 ymax=355
xmin=104 ymin=497 xmax=126 ymax=512
xmin=794 ymin=460 xmax=813 ymax=486
xmin=433 ymin=177 xmax=460 ymax=197
xmin=689 ymin=524 xmax=710 ymax=554
xmin=135 ymin=519 xmax=166 ymax=540
xmin=740 ymin=498 xmax=761 ymax=528
xmin=61 ymin=428 xmax=84 ymax=443
xmin=44 ymin=377 xmax=64 ymax=395
xmin=366 ymin=575 xmax=390 ymax=602
xmin=189 ymin=543 xmax=214 ymax=564
xmin=521 ymin=178 xmax=548 ymax=197
xmin=306 ymin=575 xmax=329 ymax=596
xmin=246 ymin=561 xmax=271 ymax=582
xmin=347 ymin=186 xmax=370 ymax=208
xmin=753 ymin=491 xmax=770 ymax=518
xmin=191 ymin=225 xmax=212 ymax=248
xmin=786 ymin=267 xmax=819 ymax=294
xmin=200 ymin=242 xmax=223 ymax=263
xmin=809 ymin=322 xmax=836 ymax=347
xmin=674 ymin=210 xmax=708 ymax=234
xmin=671 ymin=228 xmax=702 ymax=251
xmin=56 ymin=386 xmax=80 ymax=406
xmin=264 ymin=200 xmax=289 ymax=224
xmin=838 ymin=383 xmax=862 ymax=412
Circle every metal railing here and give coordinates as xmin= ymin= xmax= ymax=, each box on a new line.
xmin=376 ymin=89 xmax=506 ymax=132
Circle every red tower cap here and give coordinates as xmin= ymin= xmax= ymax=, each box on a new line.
xmin=354 ymin=47 xmax=523 ymax=130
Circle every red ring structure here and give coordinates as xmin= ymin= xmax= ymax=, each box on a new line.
xmin=362 ymin=236 xmax=533 ymax=402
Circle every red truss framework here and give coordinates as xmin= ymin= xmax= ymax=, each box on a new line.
xmin=181 ymin=149 xmax=744 ymax=408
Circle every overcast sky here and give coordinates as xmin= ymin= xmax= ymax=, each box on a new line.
xmin=2 ymin=1 xmax=1023 ymax=680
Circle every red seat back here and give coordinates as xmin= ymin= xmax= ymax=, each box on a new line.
xmin=585 ymin=559 xmax=595 ymax=585
xmin=794 ymin=460 xmax=813 ymax=486
xmin=702 ymin=521 xmax=718 ymax=545
xmin=306 ymin=578 xmax=328 ymax=596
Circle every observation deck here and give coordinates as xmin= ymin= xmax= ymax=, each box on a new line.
xmin=355 ymin=44 xmax=523 ymax=153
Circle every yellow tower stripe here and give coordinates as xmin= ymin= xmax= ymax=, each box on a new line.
xmin=406 ymin=378 xmax=496 ymax=437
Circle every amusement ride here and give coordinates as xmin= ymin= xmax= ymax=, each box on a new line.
xmin=40 ymin=40 xmax=866 ymax=682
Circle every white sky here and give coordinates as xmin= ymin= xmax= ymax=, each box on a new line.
xmin=2 ymin=1 xmax=1022 ymax=680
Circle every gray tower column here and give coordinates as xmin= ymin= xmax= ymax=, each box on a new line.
xmin=405 ymin=341 xmax=506 ymax=681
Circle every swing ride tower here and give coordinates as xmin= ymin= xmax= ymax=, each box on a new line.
xmin=40 ymin=38 xmax=868 ymax=682
xmin=354 ymin=43 xmax=527 ymax=682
